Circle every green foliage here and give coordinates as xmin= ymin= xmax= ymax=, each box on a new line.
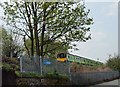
xmin=15 ymin=71 xmax=69 ymax=80
xmin=106 ymin=55 xmax=120 ymax=71
xmin=1 ymin=1 xmax=93 ymax=57
xmin=24 ymin=36 xmax=69 ymax=58
xmin=44 ymin=71 xmax=69 ymax=80
xmin=1 ymin=28 xmax=12 ymax=57
xmin=2 ymin=56 xmax=20 ymax=71
xmin=45 ymin=73 xmax=69 ymax=80
xmin=0 ymin=28 xmax=22 ymax=57
xmin=2 ymin=63 xmax=12 ymax=71
xmin=15 ymin=71 xmax=42 ymax=77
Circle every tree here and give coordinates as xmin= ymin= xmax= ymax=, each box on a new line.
xmin=24 ymin=36 xmax=70 ymax=59
xmin=1 ymin=1 xmax=93 ymax=74
xmin=0 ymin=28 xmax=22 ymax=57
xmin=106 ymin=54 xmax=120 ymax=71
xmin=1 ymin=1 xmax=93 ymax=58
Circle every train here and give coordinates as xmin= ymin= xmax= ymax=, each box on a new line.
xmin=57 ymin=53 xmax=103 ymax=66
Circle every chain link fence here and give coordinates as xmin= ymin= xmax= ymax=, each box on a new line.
xmin=20 ymin=56 xmax=70 ymax=76
xmin=20 ymin=56 xmax=41 ymax=73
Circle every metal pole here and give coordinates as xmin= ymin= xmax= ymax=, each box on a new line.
xmin=20 ymin=56 xmax=22 ymax=72
xmin=69 ymin=61 xmax=71 ymax=81
xmin=40 ymin=56 xmax=43 ymax=76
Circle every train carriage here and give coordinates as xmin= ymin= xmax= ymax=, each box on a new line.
xmin=57 ymin=53 xmax=103 ymax=66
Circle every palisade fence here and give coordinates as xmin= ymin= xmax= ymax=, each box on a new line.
xmin=20 ymin=56 xmax=70 ymax=76
xmin=71 ymin=71 xmax=119 ymax=85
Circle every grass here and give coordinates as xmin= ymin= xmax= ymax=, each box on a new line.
xmin=15 ymin=70 xmax=69 ymax=81
xmin=15 ymin=71 xmax=42 ymax=78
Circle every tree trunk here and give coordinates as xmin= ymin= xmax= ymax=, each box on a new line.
xmin=32 ymin=2 xmax=40 ymax=57
xmin=41 ymin=3 xmax=46 ymax=58
xmin=32 ymin=2 xmax=41 ymax=74
xmin=25 ymin=2 xmax=34 ymax=57
xmin=40 ymin=3 xmax=46 ymax=75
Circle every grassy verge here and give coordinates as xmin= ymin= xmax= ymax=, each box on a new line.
xmin=15 ymin=71 xmax=42 ymax=78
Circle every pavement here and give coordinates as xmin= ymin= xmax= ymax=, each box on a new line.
xmin=92 ymin=79 xmax=120 ymax=87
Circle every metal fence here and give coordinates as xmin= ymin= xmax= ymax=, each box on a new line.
xmin=42 ymin=59 xmax=70 ymax=75
xmin=20 ymin=56 xmax=120 ymax=85
xmin=20 ymin=56 xmax=70 ymax=76
xmin=20 ymin=56 xmax=41 ymax=73
xmin=71 ymin=71 xmax=119 ymax=85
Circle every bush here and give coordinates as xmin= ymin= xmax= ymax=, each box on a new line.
xmin=44 ymin=72 xmax=59 ymax=79
xmin=2 ymin=56 xmax=19 ymax=65
xmin=44 ymin=71 xmax=69 ymax=80
xmin=2 ymin=56 xmax=20 ymax=71
xmin=15 ymin=71 xmax=42 ymax=78
xmin=2 ymin=63 xmax=13 ymax=71
xmin=106 ymin=55 xmax=120 ymax=71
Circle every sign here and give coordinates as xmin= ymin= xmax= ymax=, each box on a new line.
xmin=43 ymin=60 xmax=51 ymax=65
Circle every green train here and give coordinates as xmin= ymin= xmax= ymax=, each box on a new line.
xmin=57 ymin=53 xmax=103 ymax=66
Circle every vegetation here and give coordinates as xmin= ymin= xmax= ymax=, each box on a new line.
xmin=70 ymin=62 xmax=110 ymax=72
xmin=1 ymin=1 xmax=93 ymax=58
xmin=0 ymin=1 xmax=93 ymax=75
xmin=2 ymin=56 xmax=20 ymax=71
xmin=15 ymin=71 xmax=42 ymax=78
xmin=25 ymin=37 xmax=69 ymax=58
xmin=106 ymin=55 xmax=120 ymax=71
xmin=0 ymin=28 xmax=22 ymax=57
xmin=44 ymin=71 xmax=69 ymax=80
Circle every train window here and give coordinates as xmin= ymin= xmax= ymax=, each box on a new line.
xmin=68 ymin=55 xmax=71 ymax=59
xmin=57 ymin=53 xmax=66 ymax=58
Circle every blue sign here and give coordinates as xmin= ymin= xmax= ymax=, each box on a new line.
xmin=43 ymin=60 xmax=51 ymax=65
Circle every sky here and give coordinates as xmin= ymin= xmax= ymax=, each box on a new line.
xmin=0 ymin=1 xmax=118 ymax=63
xmin=69 ymin=2 xmax=118 ymax=63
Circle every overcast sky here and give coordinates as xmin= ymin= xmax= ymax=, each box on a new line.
xmin=0 ymin=1 xmax=118 ymax=63
xmin=69 ymin=2 xmax=118 ymax=63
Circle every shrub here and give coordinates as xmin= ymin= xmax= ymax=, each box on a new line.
xmin=2 ymin=63 xmax=13 ymax=71
xmin=15 ymin=71 xmax=42 ymax=78
xmin=2 ymin=56 xmax=20 ymax=71
xmin=44 ymin=71 xmax=69 ymax=80
xmin=106 ymin=55 xmax=120 ymax=71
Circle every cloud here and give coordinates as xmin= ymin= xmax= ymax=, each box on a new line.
xmin=68 ymin=30 xmax=108 ymax=61
xmin=105 ymin=2 xmax=118 ymax=16
xmin=70 ymin=2 xmax=118 ymax=63
xmin=91 ymin=31 xmax=107 ymax=42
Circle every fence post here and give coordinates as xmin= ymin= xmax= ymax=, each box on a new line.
xmin=40 ymin=56 xmax=43 ymax=76
xmin=69 ymin=61 xmax=71 ymax=81
xmin=119 ymin=71 xmax=120 ymax=86
xmin=20 ymin=56 xmax=22 ymax=72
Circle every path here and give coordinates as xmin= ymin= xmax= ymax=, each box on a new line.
xmin=94 ymin=79 xmax=120 ymax=86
